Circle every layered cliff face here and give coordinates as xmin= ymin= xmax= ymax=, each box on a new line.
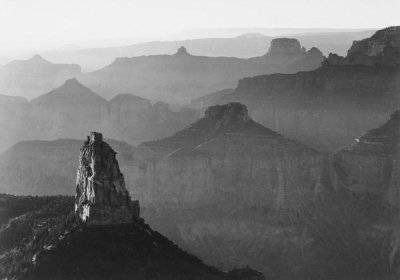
xmin=334 ymin=110 xmax=400 ymax=206
xmin=196 ymin=27 xmax=400 ymax=151
xmin=0 ymin=55 xmax=81 ymax=99
xmin=134 ymin=103 xmax=323 ymax=210
xmin=81 ymin=41 xmax=323 ymax=104
xmin=75 ymin=132 xmax=139 ymax=225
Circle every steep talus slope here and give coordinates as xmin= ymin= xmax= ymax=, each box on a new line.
xmin=195 ymin=27 xmax=400 ymax=151
xmin=0 ymin=55 xmax=81 ymax=99
xmin=81 ymin=39 xmax=323 ymax=103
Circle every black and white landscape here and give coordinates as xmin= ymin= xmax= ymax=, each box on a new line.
xmin=0 ymin=1 xmax=400 ymax=279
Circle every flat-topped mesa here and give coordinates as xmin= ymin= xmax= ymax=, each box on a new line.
xmin=75 ymin=132 xmax=140 ymax=225
xmin=267 ymin=38 xmax=305 ymax=56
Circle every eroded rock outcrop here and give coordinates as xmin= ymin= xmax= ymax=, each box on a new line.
xmin=75 ymin=132 xmax=139 ymax=224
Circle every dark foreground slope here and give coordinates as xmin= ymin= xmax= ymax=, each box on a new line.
xmin=0 ymin=133 xmax=264 ymax=280
xmin=0 ymin=199 xmax=234 ymax=280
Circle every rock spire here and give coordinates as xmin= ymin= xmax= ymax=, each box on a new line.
xmin=75 ymin=132 xmax=139 ymax=225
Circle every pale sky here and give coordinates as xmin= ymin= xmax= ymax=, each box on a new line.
xmin=0 ymin=0 xmax=399 ymax=53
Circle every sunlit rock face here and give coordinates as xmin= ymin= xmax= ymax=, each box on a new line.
xmin=75 ymin=132 xmax=139 ymax=225
xmin=133 ymin=103 xmax=324 ymax=210
xmin=334 ymin=111 xmax=400 ymax=206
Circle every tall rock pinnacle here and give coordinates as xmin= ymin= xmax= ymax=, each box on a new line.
xmin=75 ymin=132 xmax=139 ymax=225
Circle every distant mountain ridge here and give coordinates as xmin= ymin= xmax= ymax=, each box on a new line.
xmin=0 ymin=55 xmax=81 ymax=99
xmin=0 ymin=29 xmax=374 ymax=70
xmin=81 ymin=39 xmax=324 ymax=103
xmin=0 ymin=78 xmax=199 ymax=154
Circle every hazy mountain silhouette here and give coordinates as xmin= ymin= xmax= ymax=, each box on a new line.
xmin=81 ymin=39 xmax=323 ymax=104
xmin=31 ymin=29 xmax=375 ymax=70
xmin=0 ymin=79 xmax=199 ymax=153
xmin=0 ymin=55 xmax=81 ymax=99
xmin=192 ymin=27 xmax=400 ymax=151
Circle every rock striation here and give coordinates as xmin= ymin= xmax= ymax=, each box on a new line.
xmin=75 ymin=132 xmax=139 ymax=225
